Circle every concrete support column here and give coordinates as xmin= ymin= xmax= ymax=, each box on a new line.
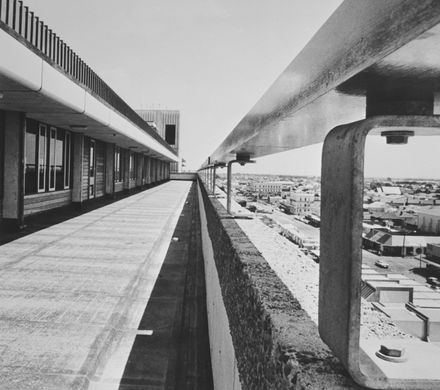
xmin=150 ymin=158 xmax=154 ymax=184
xmin=157 ymin=160 xmax=161 ymax=182
xmin=72 ymin=133 xmax=85 ymax=203
xmin=145 ymin=156 xmax=151 ymax=185
xmin=156 ymin=159 xmax=160 ymax=182
xmin=136 ymin=154 xmax=143 ymax=187
xmin=210 ymin=167 xmax=214 ymax=193
xmin=105 ymin=143 xmax=115 ymax=196
xmin=153 ymin=158 xmax=158 ymax=183
xmin=2 ymin=111 xmax=25 ymax=226
xmin=123 ymin=150 xmax=129 ymax=190
xmin=149 ymin=158 xmax=154 ymax=185
xmin=207 ymin=168 xmax=211 ymax=192
xmin=226 ymin=162 xmax=233 ymax=214
xmin=212 ymin=166 xmax=217 ymax=195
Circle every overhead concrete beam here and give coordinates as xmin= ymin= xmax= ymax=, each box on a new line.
xmin=0 ymin=28 xmax=178 ymax=163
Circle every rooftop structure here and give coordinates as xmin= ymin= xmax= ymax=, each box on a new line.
xmin=136 ymin=110 xmax=181 ymax=173
xmin=250 ymin=180 xmax=294 ymax=195
xmin=378 ymin=186 xmax=402 ymax=195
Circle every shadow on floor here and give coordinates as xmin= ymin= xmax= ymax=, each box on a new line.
xmin=118 ymin=182 xmax=214 ymax=390
xmin=0 ymin=183 xmax=164 ymax=246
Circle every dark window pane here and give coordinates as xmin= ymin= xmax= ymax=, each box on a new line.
xmin=64 ymin=132 xmax=71 ymax=188
xmin=55 ymin=131 xmax=64 ymax=191
xmin=114 ymin=147 xmax=121 ymax=182
xmin=90 ymin=141 xmax=95 ymax=177
xmin=165 ymin=124 xmax=176 ymax=145
xmin=38 ymin=126 xmax=47 ymax=191
xmin=25 ymin=128 xmax=37 ymax=195
xmin=49 ymin=128 xmax=56 ymax=190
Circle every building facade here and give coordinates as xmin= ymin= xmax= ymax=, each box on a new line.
xmin=418 ymin=208 xmax=440 ymax=234
xmin=136 ymin=110 xmax=180 ymax=173
xmin=288 ymin=192 xmax=315 ymax=215
xmin=0 ymin=7 xmax=179 ymax=230
xmin=0 ymin=113 xmax=172 ymax=228
xmin=250 ymin=181 xmax=294 ymax=196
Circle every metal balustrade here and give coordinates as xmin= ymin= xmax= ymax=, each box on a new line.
xmin=0 ymin=0 xmax=175 ymax=155
xmin=199 ymin=1 xmax=440 ymax=388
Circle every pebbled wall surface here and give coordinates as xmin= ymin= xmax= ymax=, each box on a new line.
xmin=199 ymin=181 xmax=364 ymax=390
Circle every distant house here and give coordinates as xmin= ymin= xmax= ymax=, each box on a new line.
xmin=288 ymin=192 xmax=315 ymax=215
xmin=279 ymin=223 xmax=319 ymax=249
xmin=377 ymin=186 xmax=402 ymax=195
xmin=417 ymin=207 xmax=440 ymax=234
xmin=136 ymin=109 xmax=180 ymax=172
xmin=364 ymin=201 xmax=387 ymax=213
xmin=427 ymin=243 xmax=440 ymax=263
xmin=267 ymin=195 xmax=282 ymax=204
xmin=363 ymin=229 xmax=440 ymax=256
xmin=251 ymin=181 xmax=294 ymax=196
xmin=369 ymin=210 xmax=418 ymax=230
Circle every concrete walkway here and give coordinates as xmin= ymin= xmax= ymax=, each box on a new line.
xmin=0 ymin=181 xmax=191 ymax=390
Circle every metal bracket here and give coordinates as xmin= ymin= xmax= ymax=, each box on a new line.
xmin=319 ymin=115 xmax=440 ymax=389
xmin=226 ymin=155 xmax=255 ymax=215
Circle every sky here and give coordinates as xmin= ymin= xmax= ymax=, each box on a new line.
xmin=24 ymin=0 xmax=440 ymax=179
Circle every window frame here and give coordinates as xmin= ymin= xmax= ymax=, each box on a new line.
xmin=114 ymin=146 xmax=122 ymax=183
xmin=24 ymin=124 xmax=38 ymax=195
xmin=129 ymin=151 xmax=136 ymax=181
xmin=37 ymin=124 xmax=47 ymax=193
xmin=48 ymin=127 xmax=57 ymax=192
xmin=89 ymin=139 xmax=96 ymax=198
xmin=64 ymin=131 xmax=71 ymax=189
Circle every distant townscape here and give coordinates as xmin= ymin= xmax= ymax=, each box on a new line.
xmin=214 ymin=172 xmax=440 ymax=342
xmin=218 ymin=173 xmax=440 ymax=258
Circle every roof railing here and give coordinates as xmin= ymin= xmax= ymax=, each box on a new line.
xmin=0 ymin=0 xmax=176 ymax=156
xmin=198 ymin=1 xmax=440 ymax=388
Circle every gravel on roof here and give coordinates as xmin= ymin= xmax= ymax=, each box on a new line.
xmin=236 ymin=216 xmax=413 ymax=340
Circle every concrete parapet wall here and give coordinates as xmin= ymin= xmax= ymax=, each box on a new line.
xmin=198 ymin=184 xmax=241 ymax=390
xmin=198 ymin=180 xmax=360 ymax=390
xmin=171 ymin=172 xmax=197 ymax=181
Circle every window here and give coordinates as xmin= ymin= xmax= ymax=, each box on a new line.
xmin=165 ymin=124 xmax=176 ymax=146
xmin=89 ymin=140 xmax=95 ymax=198
xmin=25 ymin=125 xmax=38 ymax=195
xmin=49 ymin=128 xmax=56 ymax=191
xmin=24 ymin=120 xmax=71 ymax=195
xmin=63 ymin=132 xmax=71 ymax=189
xmin=129 ymin=152 xmax=136 ymax=180
xmin=38 ymin=125 xmax=47 ymax=192
xmin=143 ymin=156 xmax=149 ymax=183
xmin=114 ymin=147 xmax=122 ymax=182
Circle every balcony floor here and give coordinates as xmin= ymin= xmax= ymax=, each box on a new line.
xmin=0 ymin=181 xmax=212 ymax=390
